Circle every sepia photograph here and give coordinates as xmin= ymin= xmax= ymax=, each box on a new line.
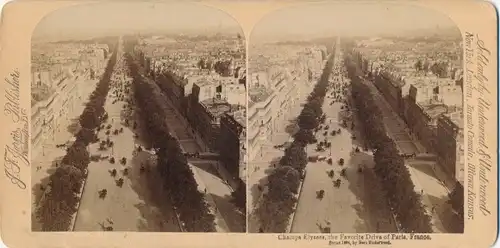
xmin=30 ymin=2 xmax=246 ymax=233
xmin=248 ymin=3 xmax=464 ymax=234
xmin=0 ymin=1 xmax=497 ymax=247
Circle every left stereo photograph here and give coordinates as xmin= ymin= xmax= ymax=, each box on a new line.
xmin=31 ymin=2 xmax=247 ymax=233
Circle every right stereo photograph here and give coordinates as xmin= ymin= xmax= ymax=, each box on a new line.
xmin=247 ymin=2 xmax=464 ymax=234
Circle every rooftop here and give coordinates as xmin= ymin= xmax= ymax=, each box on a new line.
xmin=201 ymin=98 xmax=232 ymax=119
xmin=248 ymin=100 xmax=256 ymax=109
xmin=421 ymin=103 xmax=448 ymax=120
xmin=31 ymin=84 xmax=55 ymax=106
xmin=379 ymin=70 xmax=405 ymax=87
xmin=249 ymin=86 xmax=273 ymax=103
xmin=446 ymin=110 xmax=464 ymax=129
xmin=193 ymin=78 xmax=213 ymax=87
xmin=161 ymin=71 xmax=188 ymax=86
xmin=229 ymin=108 xmax=246 ymax=128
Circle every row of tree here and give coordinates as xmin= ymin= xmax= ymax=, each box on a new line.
xmin=156 ymin=58 xmax=246 ymax=216
xmin=36 ymin=45 xmax=118 ymax=231
xmin=125 ymin=48 xmax=216 ymax=232
xmin=255 ymin=48 xmax=336 ymax=232
xmin=230 ymin=182 xmax=247 ymax=213
xmin=197 ymin=58 xmax=234 ymax=77
xmin=345 ymin=55 xmax=433 ymax=233
xmin=448 ymin=182 xmax=464 ymax=232
xmin=414 ymin=59 xmax=451 ymax=78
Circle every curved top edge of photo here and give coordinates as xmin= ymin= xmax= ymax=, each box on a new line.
xmin=248 ymin=2 xmax=461 ymax=45
xmin=31 ymin=2 xmax=245 ymax=44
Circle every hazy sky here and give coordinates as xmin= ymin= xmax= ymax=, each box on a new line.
xmin=33 ymin=2 xmax=240 ymax=41
xmin=34 ymin=2 xmax=459 ymax=42
xmin=251 ymin=2 xmax=459 ymax=42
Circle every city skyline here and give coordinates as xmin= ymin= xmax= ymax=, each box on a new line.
xmin=31 ymin=29 xmax=247 ymax=233
xmin=33 ymin=2 xmax=242 ymax=42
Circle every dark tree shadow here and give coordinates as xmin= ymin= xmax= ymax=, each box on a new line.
xmin=209 ymin=193 xmax=246 ymax=232
xmin=351 ymin=203 xmax=370 ymax=233
xmin=32 ymin=157 xmax=63 ymax=204
xmin=345 ymin=151 xmax=398 ymax=233
xmin=126 ymin=151 xmax=182 ymax=232
xmin=128 ymin=108 xmax=153 ymax=150
xmin=31 ymin=156 xmax=64 ymax=231
xmin=336 ymin=88 xmax=368 ymax=149
xmin=31 ymin=175 xmax=51 ymax=231
xmin=250 ymin=173 xmax=268 ymax=209
xmin=134 ymin=202 xmax=174 ymax=232
xmin=426 ymin=194 xmax=457 ymax=233
xmin=249 ymin=157 xmax=281 ymax=209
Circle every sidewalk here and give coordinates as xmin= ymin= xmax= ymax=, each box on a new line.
xmin=188 ymin=163 xmax=230 ymax=232
xmin=212 ymin=161 xmax=238 ymax=191
xmin=407 ymin=133 xmax=455 ymax=193
xmin=157 ymin=81 xmax=241 ymax=191
xmin=32 ymin=79 xmax=98 ymax=186
xmin=364 ymin=79 xmax=451 ymax=232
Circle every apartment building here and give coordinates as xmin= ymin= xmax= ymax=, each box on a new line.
xmin=31 ymin=43 xmax=109 ymax=160
xmin=248 ymin=88 xmax=275 ymax=161
xmin=436 ymin=112 xmax=464 ymax=181
xmin=219 ymin=110 xmax=247 ymax=184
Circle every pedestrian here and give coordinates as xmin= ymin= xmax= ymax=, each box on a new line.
xmin=204 ymin=188 xmax=207 ymax=194
xmin=421 ymin=189 xmax=423 ymax=195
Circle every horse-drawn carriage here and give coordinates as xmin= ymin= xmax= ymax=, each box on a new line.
xmin=316 ymin=190 xmax=325 ymax=199
xmin=98 ymin=189 xmax=107 ymax=199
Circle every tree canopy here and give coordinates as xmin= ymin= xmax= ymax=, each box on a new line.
xmin=127 ymin=51 xmax=216 ymax=232
xmin=37 ymin=46 xmax=118 ymax=231
xmin=256 ymin=50 xmax=337 ymax=233
xmin=345 ymin=52 xmax=432 ymax=233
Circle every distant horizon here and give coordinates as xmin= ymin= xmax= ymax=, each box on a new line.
xmin=250 ymin=2 xmax=460 ymax=43
xmin=33 ymin=2 xmax=461 ymax=44
xmin=32 ymin=2 xmax=242 ymax=42
xmin=249 ymin=26 xmax=462 ymax=46
xmin=33 ymin=28 xmax=242 ymax=43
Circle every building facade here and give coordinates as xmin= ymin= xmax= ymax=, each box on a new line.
xmin=374 ymin=71 xmax=405 ymax=116
xmin=186 ymin=85 xmax=236 ymax=152
xmin=248 ymin=93 xmax=275 ymax=162
xmin=219 ymin=111 xmax=246 ymax=183
xmin=157 ymin=71 xmax=188 ymax=115
xmin=403 ymin=85 xmax=449 ymax=153
xmin=436 ymin=114 xmax=464 ymax=179
xmin=31 ymin=77 xmax=79 ymax=160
